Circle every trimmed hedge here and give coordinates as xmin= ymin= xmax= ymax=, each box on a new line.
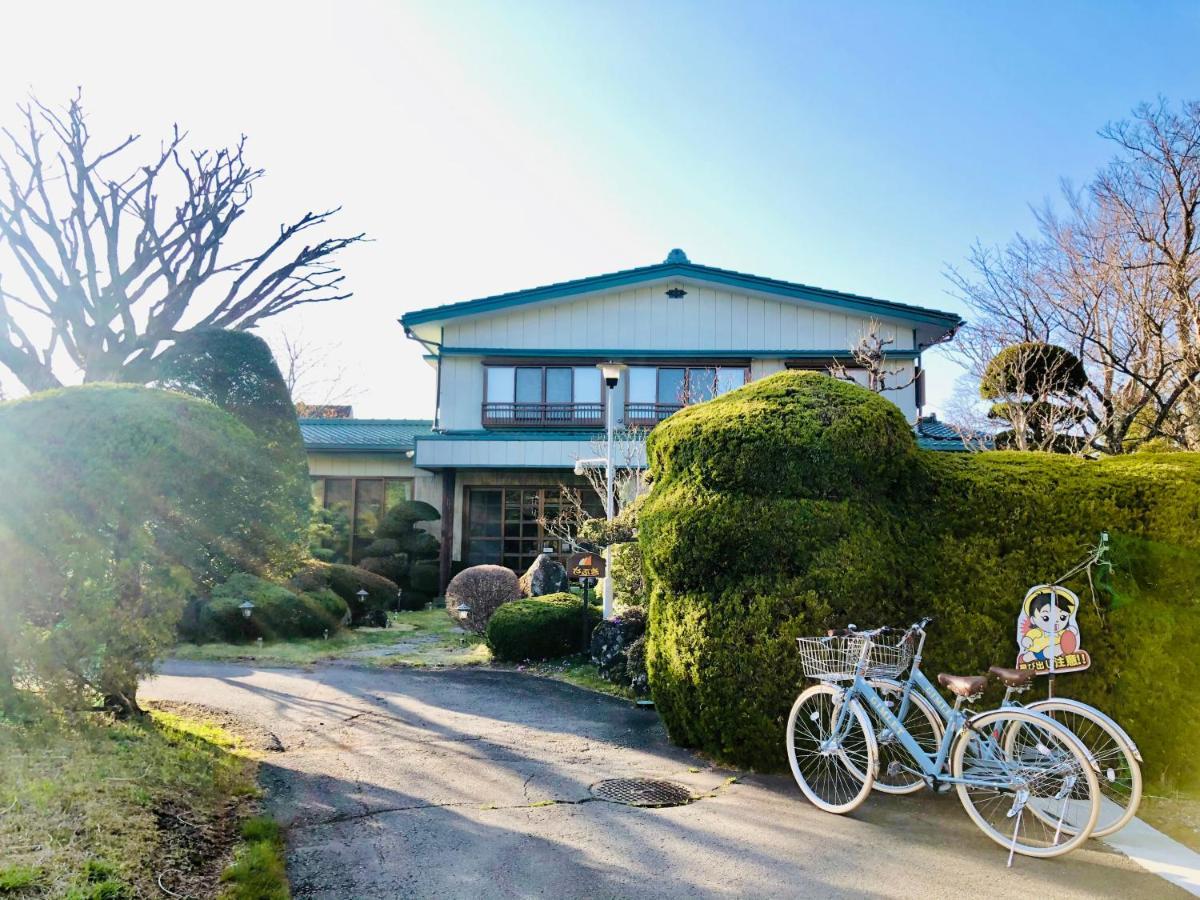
xmin=640 ymin=371 xmax=1200 ymax=788
xmin=289 ymin=561 xmax=399 ymax=626
xmin=194 ymin=574 xmax=348 ymax=642
xmin=486 ymin=594 xmax=600 ymax=662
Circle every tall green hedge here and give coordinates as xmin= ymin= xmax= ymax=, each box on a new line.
xmin=640 ymin=371 xmax=1200 ymax=788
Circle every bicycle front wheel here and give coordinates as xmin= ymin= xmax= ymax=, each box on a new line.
xmin=952 ymin=708 xmax=1100 ymax=859
xmin=786 ymin=683 xmax=877 ymax=814
xmin=1021 ymin=698 xmax=1142 ymax=838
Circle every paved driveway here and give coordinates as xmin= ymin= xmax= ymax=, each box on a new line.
xmin=142 ymin=662 xmax=1181 ymax=899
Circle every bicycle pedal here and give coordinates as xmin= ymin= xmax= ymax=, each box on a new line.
xmin=931 ymin=780 xmax=954 ymax=794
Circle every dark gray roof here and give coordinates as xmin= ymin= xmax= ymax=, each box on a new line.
xmin=915 ymin=416 xmax=988 ymax=453
xmin=300 ymin=419 xmax=433 ymax=453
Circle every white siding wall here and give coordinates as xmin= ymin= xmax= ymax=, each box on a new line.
xmin=438 ymin=356 xmax=485 ymax=430
xmin=441 ymin=283 xmax=914 ymax=352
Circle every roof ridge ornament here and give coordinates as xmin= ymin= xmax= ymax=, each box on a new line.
xmin=664 ymin=248 xmax=690 ymax=264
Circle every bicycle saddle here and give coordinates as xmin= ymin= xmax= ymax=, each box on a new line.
xmin=937 ymin=673 xmax=988 ymax=698
xmin=987 ymin=666 xmax=1036 ymax=688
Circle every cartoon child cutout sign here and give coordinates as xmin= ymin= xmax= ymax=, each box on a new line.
xmin=1015 ymin=585 xmax=1091 ymax=674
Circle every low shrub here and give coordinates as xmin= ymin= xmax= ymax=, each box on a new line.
xmin=194 ymin=574 xmax=348 ymax=642
xmin=445 ymin=565 xmax=522 ymax=634
xmin=607 ymin=542 xmax=646 ymax=611
xmin=641 ymin=371 xmax=1200 ymax=787
xmin=486 ymin=595 xmax=599 ymax=662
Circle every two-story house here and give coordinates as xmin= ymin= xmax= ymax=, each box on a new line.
xmin=368 ymin=249 xmax=963 ymax=590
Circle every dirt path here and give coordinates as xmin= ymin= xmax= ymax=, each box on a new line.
xmin=142 ymin=661 xmax=1183 ymax=899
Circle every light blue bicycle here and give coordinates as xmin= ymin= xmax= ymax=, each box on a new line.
xmin=857 ymin=617 xmax=1142 ymax=840
xmin=786 ymin=623 xmax=1102 ymax=860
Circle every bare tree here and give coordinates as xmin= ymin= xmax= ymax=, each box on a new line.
xmin=827 ymin=319 xmax=922 ymax=394
xmin=0 ymin=93 xmax=365 ymax=392
xmin=541 ymin=428 xmax=648 ymax=552
xmin=269 ymin=327 xmax=360 ymax=408
xmin=948 ymin=98 xmax=1200 ymax=454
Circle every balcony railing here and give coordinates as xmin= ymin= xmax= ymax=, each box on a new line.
xmin=624 ymin=402 xmax=684 ymax=425
xmin=482 ymin=402 xmax=605 ymax=428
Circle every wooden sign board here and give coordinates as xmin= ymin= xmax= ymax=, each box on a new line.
xmin=567 ymin=551 xmax=606 ymax=580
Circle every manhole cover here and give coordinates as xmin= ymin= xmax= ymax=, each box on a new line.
xmin=590 ymin=778 xmax=694 ymax=807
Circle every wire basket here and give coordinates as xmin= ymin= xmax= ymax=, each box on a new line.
xmin=796 ymin=632 xmax=914 ymax=681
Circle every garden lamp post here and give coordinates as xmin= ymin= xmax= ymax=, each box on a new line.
xmin=396 ymin=587 xmax=404 ymax=609
xmin=455 ymin=602 xmax=471 ymax=622
xmin=356 ymin=588 xmax=368 ymax=615
xmin=596 ymin=362 xmax=627 ymax=619
xmin=239 ymin=599 xmax=255 ymax=642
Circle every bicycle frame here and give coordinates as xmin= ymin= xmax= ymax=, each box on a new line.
xmin=829 ymin=639 xmax=1016 ymax=790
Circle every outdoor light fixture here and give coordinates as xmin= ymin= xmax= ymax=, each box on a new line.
xmin=356 ymin=588 xmax=369 ymax=602
xmin=574 ymin=456 xmax=605 ymax=476
xmin=597 ymin=361 xmax=627 ymax=389
xmin=239 ymin=600 xmax=255 ymax=619
xmin=455 ymin=602 xmax=471 ymax=621
xmin=397 ymin=588 xmax=404 ymax=606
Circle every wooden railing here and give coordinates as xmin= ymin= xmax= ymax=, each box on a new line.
xmin=624 ymin=402 xmax=684 ymax=425
xmin=481 ymin=402 xmax=604 ymax=428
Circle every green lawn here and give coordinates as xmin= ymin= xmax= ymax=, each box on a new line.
xmin=174 ymin=608 xmax=491 ymax=668
xmin=174 ymin=608 xmax=637 ymax=699
xmin=1140 ymin=792 xmax=1200 ymax=853
xmin=0 ymin=704 xmax=287 ymax=898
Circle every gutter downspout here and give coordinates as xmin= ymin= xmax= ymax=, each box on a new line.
xmin=401 ymin=322 xmax=445 ymax=432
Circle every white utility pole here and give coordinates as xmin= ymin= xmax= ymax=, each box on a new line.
xmin=597 ymin=362 xmax=627 ymax=618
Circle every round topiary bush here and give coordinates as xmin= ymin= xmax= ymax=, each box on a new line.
xmin=486 ymin=595 xmax=599 ymax=662
xmin=445 ymin=565 xmax=522 ymax=634
xmin=640 ymin=370 xmax=1200 ymax=787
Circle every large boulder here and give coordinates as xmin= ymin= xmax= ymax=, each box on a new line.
xmin=519 ymin=553 xmax=569 ymax=597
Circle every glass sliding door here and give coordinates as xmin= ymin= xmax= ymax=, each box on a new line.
xmin=464 ymin=486 xmax=605 ymax=573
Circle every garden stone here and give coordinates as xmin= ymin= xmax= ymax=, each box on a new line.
xmin=519 ymin=553 xmax=569 ymax=597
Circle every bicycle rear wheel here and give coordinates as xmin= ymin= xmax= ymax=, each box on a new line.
xmin=1021 ymin=699 xmax=1141 ymax=838
xmin=952 ymin=707 xmax=1100 ymax=859
xmin=866 ymin=679 xmax=943 ymax=794
xmin=786 ymin=683 xmax=877 ymax=814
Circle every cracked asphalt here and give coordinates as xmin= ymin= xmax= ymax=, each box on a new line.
xmin=141 ymin=662 xmax=1181 ymax=899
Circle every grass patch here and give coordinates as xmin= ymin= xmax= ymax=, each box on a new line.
xmin=0 ymin=703 xmax=286 ymax=898
xmin=174 ymin=608 xmax=493 ymax=669
xmin=219 ymin=816 xmax=288 ymax=900
xmin=1140 ymin=792 xmax=1200 ymax=853
xmin=0 ymin=865 xmax=43 ymax=891
xmin=507 ymin=654 xmax=635 ymax=699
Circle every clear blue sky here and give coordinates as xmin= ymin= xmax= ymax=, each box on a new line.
xmin=3 ymin=1 xmax=1198 ymax=415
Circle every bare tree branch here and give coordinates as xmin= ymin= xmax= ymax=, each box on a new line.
xmin=0 ymin=92 xmax=366 ymax=391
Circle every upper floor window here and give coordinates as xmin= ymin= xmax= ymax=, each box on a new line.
xmin=483 ymin=365 xmax=604 ymax=427
xmin=626 ymin=365 xmax=747 ymax=424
